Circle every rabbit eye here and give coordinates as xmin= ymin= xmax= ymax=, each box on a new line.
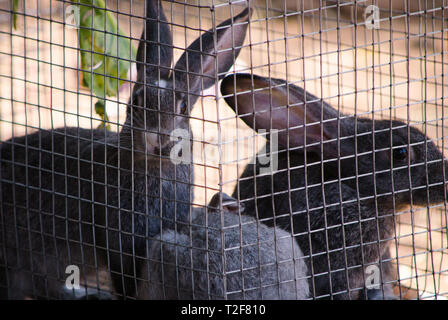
xmin=393 ymin=147 xmax=408 ymax=161
xmin=179 ymin=101 xmax=188 ymax=115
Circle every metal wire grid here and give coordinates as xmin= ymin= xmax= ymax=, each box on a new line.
xmin=0 ymin=0 xmax=447 ymax=299
xmin=219 ymin=0 xmax=448 ymax=299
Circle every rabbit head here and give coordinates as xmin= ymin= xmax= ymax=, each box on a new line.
xmin=340 ymin=119 xmax=448 ymax=208
xmin=221 ymin=73 xmax=448 ymax=209
xmin=124 ymin=0 xmax=251 ymax=158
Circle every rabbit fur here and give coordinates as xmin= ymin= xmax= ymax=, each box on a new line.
xmin=145 ymin=192 xmax=309 ymax=300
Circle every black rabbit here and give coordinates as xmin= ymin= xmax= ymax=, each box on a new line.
xmin=0 ymin=0 xmax=251 ymax=299
xmin=220 ymin=73 xmax=448 ymax=300
xmin=146 ymin=192 xmax=309 ymax=299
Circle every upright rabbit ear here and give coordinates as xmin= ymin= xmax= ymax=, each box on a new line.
xmin=221 ymin=73 xmax=343 ymax=151
xmin=173 ymin=5 xmax=251 ymax=101
xmin=136 ymin=0 xmax=173 ymax=82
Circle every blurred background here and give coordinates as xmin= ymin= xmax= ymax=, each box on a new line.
xmin=0 ymin=0 xmax=447 ymax=299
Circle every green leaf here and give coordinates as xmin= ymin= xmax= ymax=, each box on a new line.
xmin=95 ymin=100 xmax=110 ymax=130
xmin=11 ymin=0 xmax=136 ymax=129
xmin=71 ymin=0 xmax=137 ymax=128
xmin=12 ymin=0 xmax=19 ymax=30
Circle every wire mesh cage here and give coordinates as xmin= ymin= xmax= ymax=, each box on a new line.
xmin=0 ymin=0 xmax=447 ymax=300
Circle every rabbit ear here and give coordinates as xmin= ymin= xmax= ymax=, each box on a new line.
xmin=173 ymin=5 xmax=251 ymax=99
xmin=221 ymin=73 xmax=342 ymax=150
xmin=209 ymin=193 xmax=244 ymax=213
xmin=136 ymin=0 xmax=173 ymax=82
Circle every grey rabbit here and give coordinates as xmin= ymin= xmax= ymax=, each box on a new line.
xmin=0 ymin=0 xmax=251 ymax=299
xmin=145 ymin=192 xmax=309 ymax=300
xmin=220 ymin=73 xmax=448 ymax=300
